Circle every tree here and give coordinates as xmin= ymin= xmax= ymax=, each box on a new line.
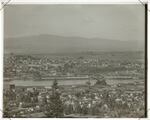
xmin=52 ymin=79 xmax=58 ymax=90
xmin=44 ymin=80 xmax=64 ymax=117
xmin=86 ymin=80 xmax=91 ymax=89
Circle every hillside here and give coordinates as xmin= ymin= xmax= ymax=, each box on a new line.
xmin=4 ymin=34 xmax=144 ymax=54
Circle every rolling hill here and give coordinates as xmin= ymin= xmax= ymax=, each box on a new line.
xmin=4 ymin=34 xmax=144 ymax=54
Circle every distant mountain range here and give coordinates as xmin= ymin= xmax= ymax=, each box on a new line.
xmin=4 ymin=34 xmax=144 ymax=54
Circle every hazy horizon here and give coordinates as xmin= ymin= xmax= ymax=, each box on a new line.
xmin=4 ymin=5 xmax=145 ymax=54
xmin=4 ymin=34 xmax=145 ymax=54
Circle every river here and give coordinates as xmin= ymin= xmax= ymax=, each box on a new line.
xmin=4 ymin=79 xmax=142 ymax=87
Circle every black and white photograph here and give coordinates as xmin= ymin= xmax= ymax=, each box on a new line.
xmin=3 ymin=4 xmax=147 ymax=118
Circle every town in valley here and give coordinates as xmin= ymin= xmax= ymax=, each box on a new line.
xmin=3 ymin=51 xmax=145 ymax=117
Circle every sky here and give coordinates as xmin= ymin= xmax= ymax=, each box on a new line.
xmin=4 ymin=5 xmax=145 ymax=42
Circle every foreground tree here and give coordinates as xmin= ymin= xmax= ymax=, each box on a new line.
xmin=44 ymin=80 xmax=64 ymax=117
